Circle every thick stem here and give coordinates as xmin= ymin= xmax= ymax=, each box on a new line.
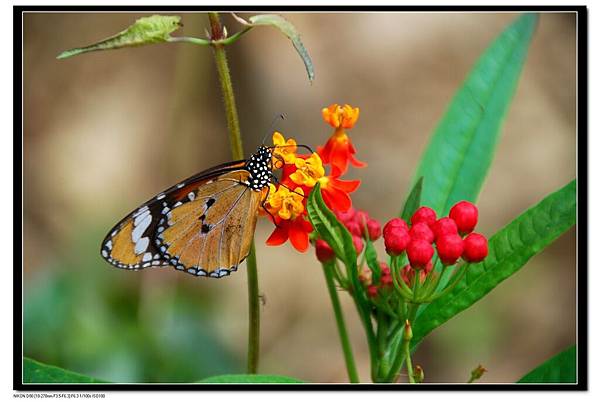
xmin=208 ymin=12 xmax=260 ymax=374
xmin=323 ymin=261 xmax=360 ymax=383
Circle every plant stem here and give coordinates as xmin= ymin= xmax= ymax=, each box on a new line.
xmin=208 ymin=12 xmax=260 ymax=374
xmin=322 ymin=261 xmax=360 ymax=383
xmin=403 ymin=331 xmax=415 ymax=384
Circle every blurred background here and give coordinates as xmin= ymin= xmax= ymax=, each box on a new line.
xmin=23 ymin=12 xmax=576 ymax=383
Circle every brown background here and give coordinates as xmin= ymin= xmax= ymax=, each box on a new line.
xmin=23 ymin=12 xmax=576 ymax=383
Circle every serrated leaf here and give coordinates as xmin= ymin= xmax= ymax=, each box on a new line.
xmin=517 ymin=345 xmax=576 ymax=383
xmin=412 ymin=14 xmax=538 ymax=216
xmin=234 ymin=14 xmax=314 ymax=82
xmin=401 ymin=176 xmax=424 ymax=222
xmin=198 ymin=374 xmax=304 ymax=383
xmin=412 ymin=180 xmax=575 ymax=347
xmin=23 ymin=357 xmax=108 ymax=383
xmin=57 ymin=15 xmax=182 ymax=59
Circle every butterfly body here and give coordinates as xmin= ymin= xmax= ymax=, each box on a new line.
xmin=101 ymin=146 xmax=273 ymax=278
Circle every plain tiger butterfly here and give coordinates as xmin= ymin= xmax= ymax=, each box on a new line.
xmin=100 ymin=146 xmax=274 ymax=278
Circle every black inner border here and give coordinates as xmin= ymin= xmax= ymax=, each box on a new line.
xmin=14 ymin=4 xmax=588 ymax=391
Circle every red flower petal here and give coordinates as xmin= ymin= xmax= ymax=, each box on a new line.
xmin=266 ymin=225 xmax=289 ymax=246
xmin=323 ymin=185 xmax=352 ymax=212
xmin=289 ymin=221 xmax=310 ymax=252
xmin=331 ymin=178 xmax=360 ymax=193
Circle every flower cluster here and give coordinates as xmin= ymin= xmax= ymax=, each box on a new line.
xmin=265 ymin=104 xmax=364 ymax=252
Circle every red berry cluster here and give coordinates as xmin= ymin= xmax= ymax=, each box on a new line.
xmin=383 ymin=201 xmax=488 ymax=270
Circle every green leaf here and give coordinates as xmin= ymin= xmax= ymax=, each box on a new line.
xmin=57 ymin=15 xmax=182 ymax=59
xmin=517 ymin=345 xmax=576 ymax=383
xmin=233 ymin=13 xmax=314 ymax=82
xmin=412 ymin=14 xmax=538 ymax=216
xmin=364 ymin=237 xmax=381 ymax=281
xmin=23 ymin=357 xmax=108 ymax=383
xmin=307 ymin=182 xmax=357 ymax=268
xmin=401 ymin=176 xmax=424 ymax=222
xmin=198 ymin=374 xmax=304 ymax=383
xmin=412 ymin=180 xmax=576 ymax=347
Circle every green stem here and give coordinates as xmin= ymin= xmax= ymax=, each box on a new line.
xmin=208 ymin=12 xmax=260 ymax=374
xmin=404 ymin=331 xmax=415 ymax=384
xmin=323 ymin=261 xmax=360 ymax=383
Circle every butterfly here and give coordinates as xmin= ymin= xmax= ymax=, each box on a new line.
xmin=100 ymin=146 xmax=274 ymax=278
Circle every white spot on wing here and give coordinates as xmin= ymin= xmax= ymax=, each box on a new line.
xmin=142 ymin=252 xmax=153 ymax=262
xmin=101 ymin=250 xmax=108 ymax=258
xmin=132 ymin=213 xmax=152 ymax=242
xmin=134 ymin=237 xmax=150 ymax=255
xmin=106 ymin=240 xmax=112 ymax=250
xmin=157 ymin=193 xmax=165 ymax=200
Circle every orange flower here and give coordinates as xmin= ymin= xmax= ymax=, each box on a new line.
xmin=319 ymin=104 xmax=366 ymax=176
xmin=322 ymin=104 xmax=360 ymax=129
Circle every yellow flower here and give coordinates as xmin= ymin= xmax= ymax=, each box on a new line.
xmin=267 ymin=185 xmax=305 ymax=220
xmin=289 ymin=153 xmax=325 ymax=187
xmin=272 ymin=131 xmax=297 ymax=166
xmin=322 ymin=104 xmax=360 ymax=129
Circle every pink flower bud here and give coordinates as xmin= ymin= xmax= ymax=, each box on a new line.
xmin=436 ymin=234 xmax=464 ymax=265
xmin=345 ymin=221 xmax=362 ymax=237
xmin=449 ymin=201 xmax=478 ymax=235
xmin=383 ymin=218 xmax=408 ymax=238
xmin=352 ymin=235 xmax=364 ymax=254
xmin=365 ymin=219 xmax=382 ymax=240
xmin=367 ymin=284 xmax=379 ymax=298
xmin=407 ymin=239 xmax=434 ymax=269
xmin=384 ymin=227 xmax=411 ymax=256
xmin=462 ymin=233 xmax=488 ymax=263
xmin=315 ymin=239 xmax=335 ymax=263
xmin=409 ymin=222 xmax=434 ymax=243
xmin=411 ymin=206 xmax=437 ymax=228
xmin=432 ymin=217 xmax=458 ymax=240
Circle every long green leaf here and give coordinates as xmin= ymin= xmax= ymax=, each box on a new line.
xmin=57 ymin=15 xmax=182 ymax=59
xmin=401 ymin=176 xmax=424 ymax=222
xmin=233 ymin=13 xmax=314 ymax=82
xmin=306 ymin=182 xmax=357 ymax=268
xmin=517 ymin=345 xmax=577 ymax=383
xmin=198 ymin=374 xmax=304 ymax=383
xmin=412 ymin=180 xmax=576 ymax=347
xmin=412 ymin=14 xmax=538 ymax=216
xmin=23 ymin=357 xmax=107 ymax=383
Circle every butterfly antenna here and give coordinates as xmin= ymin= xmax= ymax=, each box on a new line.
xmin=261 ymin=113 xmax=286 ymax=145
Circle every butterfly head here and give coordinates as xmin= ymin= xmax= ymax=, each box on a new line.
xmin=246 ymin=146 xmax=273 ymax=191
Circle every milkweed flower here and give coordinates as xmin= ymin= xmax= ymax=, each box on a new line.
xmin=319 ymin=104 xmax=366 ymax=177
xmin=265 ymin=185 xmax=312 ymax=252
xmin=318 ymin=175 xmax=360 ymax=212
xmin=272 ymin=131 xmax=297 ymax=165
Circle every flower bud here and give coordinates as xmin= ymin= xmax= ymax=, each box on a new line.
xmin=367 ymin=284 xmax=379 ymax=298
xmin=436 ymin=234 xmax=464 ymax=265
xmin=462 ymin=233 xmax=488 ymax=263
xmin=379 ymin=262 xmax=391 ymax=276
xmin=449 ymin=201 xmax=478 ymax=234
xmin=409 ymin=222 xmax=434 ymax=243
xmin=315 ymin=239 xmax=335 ymax=263
xmin=403 ymin=320 xmax=413 ymax=340
xmin=380 ymin=273 xmax=393 ymax=288
xmin=352 ymin=235 xmax=364 ymax=254
xmin=432 ymin=217 xmax=458 ymax=240
xmin=407 ymin=239 xmax=434 ymax=269
xmin=383 ymin=217 xmax=408 ymax=237
xmin=414 ymin=365 xmax=425 ymax=383
xmin=365 ymin=218 xmax=382 ymax=240
xmin=335 ymin=207 xmax=356 ymax=224
xmin=345 ymin=220 xmax=363 ymax=237
xmin=411 ymin=206 xmax=437 ymax=228
xmin=355 ymin=210 xmax=370 ymax=226
xmin=358 ymin=266 xmax=372 ymax=285
xmin=384 ymin=227 xmax=411 ymax=256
